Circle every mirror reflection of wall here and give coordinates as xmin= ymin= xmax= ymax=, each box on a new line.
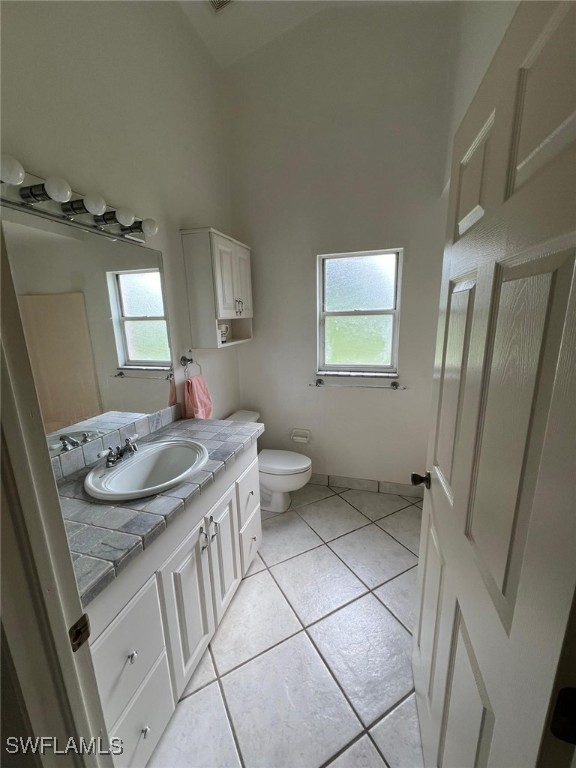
xmin=2 ymin=207 xmax=173 ymax=434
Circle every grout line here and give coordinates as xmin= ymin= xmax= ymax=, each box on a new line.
xmin=366 ymin=731 xmax=392 ymax=768
xmin=319 ymin=731 xmax=373 ymax=768
xmin=215 ymin=675 xmax=247 ymax=768
xmin=366 ymin=687 xmax=416 ymax=731
xmin=212 ymin=628 xmax=306 ymax=681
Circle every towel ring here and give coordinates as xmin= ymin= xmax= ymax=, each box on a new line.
xmin=180 ymin=354 xmax=202 ymax=377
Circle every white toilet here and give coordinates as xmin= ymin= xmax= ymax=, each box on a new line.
xmin=228 ymin=410 xmax=312 ymax=513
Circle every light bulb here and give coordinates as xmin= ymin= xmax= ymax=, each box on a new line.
xmin=141 ymin=218 xmax=158 ymax=237
xmin=44 ymin=176 xmax=72 ymax=203
xmin=0 ymin=155 xmax=25 ymax=185
xmin=83 ymin=194 xmax=107 ymax=216
xmin=115 ymin=207 xmax=135 ymax=227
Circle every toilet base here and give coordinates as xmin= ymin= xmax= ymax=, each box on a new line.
xmin=260 ymin=488 xmax=291 ymax=514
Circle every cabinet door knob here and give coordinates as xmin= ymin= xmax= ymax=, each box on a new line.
xmin=252 ymin=536 xmax=257 ymax=542
xmin=249 ymin=490 xmax=254 ymax=497
xmin=127 ymin=650 xmax=138 ymax=664
xmin=141 ymin=726 xmax=151 ymax=740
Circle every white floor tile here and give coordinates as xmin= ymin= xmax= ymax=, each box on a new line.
xmin=329 ymin=524 xmax=418 ymax=588
xmin=180 ymin=649 xmax=216 ymax=698
xmin=271 ymin=545 xmax=367 ymax=625
xmin=376 ymin=505 xmax=423 ymax=555
xmin=259 ymin=510 xmax=323 ymax=566
xmin=308 ymin=595 xmax=413 ymax=726
xmin=374 ymin=566 xmax=419 ymax=632
xmin=149 ymin=682 xmax=240 ymax=768
xmin=370 ymin=694 xmax=424 ymax=768
xmin=210 ymin=570 xmax=301 ymax=675
xmin=222 ymin=633 xmax=362 ymax=768
xmin=298 ymin=495 xmax=370 ymax=541
xmin=329 ymin=736 xmax=387 ymax=768
xmin=244 ymin=552 xmax=266 ymax=577
xmin=341 ymin=490 xmax=412 ymax=521
xmin=290 ymin=483 xmax=336 ymax=508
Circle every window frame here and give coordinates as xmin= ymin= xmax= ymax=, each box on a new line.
xmin=317 ymin=248 xmax=402 ymax=376
xmin=109 ymin=268 xmax=171 ymax=369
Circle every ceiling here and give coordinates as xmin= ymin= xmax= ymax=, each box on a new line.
xmin=180 ymin=1 xmax=331 ymax=68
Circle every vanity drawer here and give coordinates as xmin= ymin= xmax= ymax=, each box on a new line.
xmin=240 ymin=505 xmax=262 ymax=575
xmin=236 ymin=457 xmax=259 ymax=528
xmin=91 ymin=577 xmax=165 ymax=729
xmin=110 ymin=653 xmax=174 ymax=768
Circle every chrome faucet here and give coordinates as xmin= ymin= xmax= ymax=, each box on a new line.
xmin=60 ymin=434 xmax=81 ymax=451
xmin=98 ymin=435 xmax=139 ymax=468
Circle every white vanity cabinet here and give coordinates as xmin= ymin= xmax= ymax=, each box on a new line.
xmin=87 ymin=446 xmax=261 ymax=767
xmin=158 ymin=486 xmax=242 ymax=698
xmin=181 ymin=228 xmax=253 ymax=348
xmin=91 ymin=578 xmax=174 ymax=767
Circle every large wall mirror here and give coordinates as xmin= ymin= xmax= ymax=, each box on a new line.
xmin=2 ymin=205 xmax=174 ymax=456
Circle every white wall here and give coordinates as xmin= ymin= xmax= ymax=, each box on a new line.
xmin=228 ymin=4 xmax=457 ymax=483
xmin=0 ymin=1 xmax=241 ymax=418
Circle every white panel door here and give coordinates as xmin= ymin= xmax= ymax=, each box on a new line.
xmin=207 ymin=487 xmax=242 ymax=624
xmin=211 ymin=233 xmax=237 ymax=319
xmin=157 ymin=518 xmax=215 ymax=699
xmin=414 ymin=3 xmax=576 ymax=767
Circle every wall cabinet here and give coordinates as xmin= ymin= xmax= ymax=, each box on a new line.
xmin=88 ymin=450 xmax=261 ymax=767
xmin=182 ymin=228 xmax=253 ymax=348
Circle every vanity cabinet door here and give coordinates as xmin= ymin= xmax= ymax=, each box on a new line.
xmin=234 ymin=244 xmax=253 ymax=318
xmin=211 ymin=233 xmax=237 ymax=319
xmin=157 ymin=518 xmax=215 ymax=700
xmin=206 ymin=487 xmax=242 ymax=625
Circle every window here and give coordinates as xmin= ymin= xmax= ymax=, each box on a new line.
xmin=317 ymin=249 xmax=402 ymax=375
xmin=110 ymin=269 xmax=171 ymax=367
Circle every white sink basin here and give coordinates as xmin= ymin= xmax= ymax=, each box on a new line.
xmin=84 ymin=440 xmax=209 ymax=501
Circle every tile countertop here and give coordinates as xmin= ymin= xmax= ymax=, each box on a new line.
xmin=57 ymin=418 xmax=264 ymax=607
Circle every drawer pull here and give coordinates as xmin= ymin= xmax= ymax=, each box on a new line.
xmin=210 ymin=516 xmax=220 ymax=540
xmin=141 ymin=726 xmax=151 ymax=740
xmin=200 ymin=527 xmax=209 ymax=551
xmin=127 ymin=650 xmax=138 ymax=665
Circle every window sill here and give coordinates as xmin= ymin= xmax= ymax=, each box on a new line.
xmin=117 ymin=365 xmax=172 ymax=372
xmin=315 ymin=371 xmax=399 ymax=379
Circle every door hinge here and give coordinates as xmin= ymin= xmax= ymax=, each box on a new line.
xmin=69 ymin=613 xmax=91 ymax=652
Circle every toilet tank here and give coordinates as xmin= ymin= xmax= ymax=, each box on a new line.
xmin=227 ymin=410 xmax=260 ymax=423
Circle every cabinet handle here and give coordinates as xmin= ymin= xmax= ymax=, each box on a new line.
xmin=249 ymin=490 xmax=255 ymax=497
xmin=239 ymin=299 xmax=244 ymax=315
xmin=252 ymin=536 xmax=257 ymax=542
xmin=141 ymin=726 xmax=151 ymax=740
xmin=235 ymin=298 xmax=240 ymax=316
xmin=200 ymin=527 xmax=209 ymax=551
xmin=127 ymin=650 xmax=138 ymax=664
xmin=210 ymin=515 xmax=220 ymax=540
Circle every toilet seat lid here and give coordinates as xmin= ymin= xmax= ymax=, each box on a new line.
xmin=259 ymin=449 xmax=312 ymax=476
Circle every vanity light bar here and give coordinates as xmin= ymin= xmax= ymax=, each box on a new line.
xmin=0 ymin=154 xmax=158 ymax=243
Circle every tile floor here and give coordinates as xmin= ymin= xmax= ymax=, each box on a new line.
xmin=150 ymin=484 xmax=425 ymax=768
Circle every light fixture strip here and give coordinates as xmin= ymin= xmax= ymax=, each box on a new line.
xmin=0 ymin=157 xmax=158 ymax=243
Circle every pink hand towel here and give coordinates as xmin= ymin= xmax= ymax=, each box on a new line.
xmin=184 ymin=375 xmax=213 ymax=419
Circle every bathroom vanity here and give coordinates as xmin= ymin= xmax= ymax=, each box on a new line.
xmin=59 ymin=418 xmax=263 ymax=768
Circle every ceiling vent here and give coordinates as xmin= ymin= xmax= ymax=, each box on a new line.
xmin=209 ymin=0 xmax=233 ymax=13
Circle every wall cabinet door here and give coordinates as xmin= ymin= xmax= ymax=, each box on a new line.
xmin=207 ymin=487 xmax=242 ymax=625
xmin=234 ymin=244 xmax=253 ymax=318
xmin=157 ymin=518 xmax=215 ymax=699
xmin=212 ymin=233 xmax=237 ymax=319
